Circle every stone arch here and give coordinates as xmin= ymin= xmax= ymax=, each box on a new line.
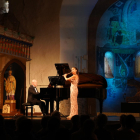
xmin=87 ymin=0 xmax=118 ymax=114
xmin=1 ymin=59 xmax=26 ymax=111
xmin=88 ymin=0 xmax=117 ymax=73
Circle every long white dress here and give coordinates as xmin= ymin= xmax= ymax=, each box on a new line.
xmin=69 ymin=78 xmax=78 ymax=118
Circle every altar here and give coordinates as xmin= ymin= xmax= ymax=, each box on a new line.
xmin=0 ymin=25 xmax=34 ymax=116
xmin=3 ymin=100 xmax=16 ymax=113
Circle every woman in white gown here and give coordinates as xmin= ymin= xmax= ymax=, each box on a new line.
xmin=63 ymin=67 xmax=79 ymax=120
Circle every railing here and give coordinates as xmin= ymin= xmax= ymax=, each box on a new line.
xmin=0 ymin=37 xmax=31 ymax=60
xmin=0 ymin=26 xmax=34 ymax=60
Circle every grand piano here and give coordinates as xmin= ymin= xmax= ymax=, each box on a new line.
xmin=40 ymin=63 xmax=107 ymax=114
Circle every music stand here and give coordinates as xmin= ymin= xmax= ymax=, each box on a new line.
xmin=48 ymin=64 xmax=71 ymax=118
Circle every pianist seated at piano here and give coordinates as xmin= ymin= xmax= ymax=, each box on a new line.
xmin=27 ymin=79 xmax=49 ymax=116
xmin=63 ymin=67 xmax=79 ymax=120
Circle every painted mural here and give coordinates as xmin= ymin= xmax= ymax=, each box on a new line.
xmin=96 ymin=0 xmax=140 ymax=112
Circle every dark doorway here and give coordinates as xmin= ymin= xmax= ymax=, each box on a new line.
xmin=3 ymin=62 xmax=24 ymax=110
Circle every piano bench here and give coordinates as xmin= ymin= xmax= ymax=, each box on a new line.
xmin=22 ymin=103 xmax=34 ymax=117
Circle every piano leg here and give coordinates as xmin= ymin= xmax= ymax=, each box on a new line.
xmin=56 ymin=88 xmax=60 ymax=111
xmin=99 ymin=99 xmax=103 ymax=114
xmin=56 ymin=97 xmax=59 ymax=111
xmin=49 ymin=98 xmax=59 ymax=113
xmin=43 ymin=99 xmax=50 ymax=115
xmin=50 ymin=99 xmax=54 ymax=114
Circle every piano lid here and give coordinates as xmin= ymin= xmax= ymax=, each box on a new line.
xmin=50 ymin=63 xmax=107 ymax=88
xmin=78 ymin=73 xmax=107 ymax=88
xmin=55 ymin=63 xmax=71 ymax=76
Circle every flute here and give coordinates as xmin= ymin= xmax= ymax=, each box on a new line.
xmin=66 ymin=72 xmax=72 ymax=75
xmin=63 ymin=72 xmax=72 ymax=76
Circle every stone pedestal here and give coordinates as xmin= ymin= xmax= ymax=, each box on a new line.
xmin=4 ymin=100 xmax=17 ymax=113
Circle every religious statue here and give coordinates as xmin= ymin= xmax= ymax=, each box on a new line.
xmin=4 ymin=70 xmax=16 ymax=100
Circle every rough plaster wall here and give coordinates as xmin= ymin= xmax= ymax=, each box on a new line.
xmin=8 ymin=0 xmax=62 ymax=112
xmin=60 ymin=0 xmax=98 ymax=71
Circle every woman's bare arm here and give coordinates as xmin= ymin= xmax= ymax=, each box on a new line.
xmin=63 ymin=74 xmax=76 ymax=81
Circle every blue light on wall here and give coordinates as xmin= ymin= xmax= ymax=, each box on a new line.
xmin=96 ymin=0 xmax=140 ymax=112
xmin=105 ymin=52 xmax=113 ymax=58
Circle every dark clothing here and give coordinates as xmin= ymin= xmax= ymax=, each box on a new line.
xmin=27 ymin=85 xmax=40 ymax=103
xmin=114 ymin=128 xmax=140 ymax=140
xmin=94 ymin=128 xmax=113 ymax=140
xmin=14 ymin=132 xmax=36 ymax=140
xmin=27 ymin=85 xmax=49 ymax=114
xmin=71 ymin=128 xmax=98 ymax=140
xmin=69 ymin=126 xmax=79 ymax=135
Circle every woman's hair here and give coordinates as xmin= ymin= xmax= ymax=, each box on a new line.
xmin=72 ymin=67 xmax=79 ymax=75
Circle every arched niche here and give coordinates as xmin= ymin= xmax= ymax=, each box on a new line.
xmin=88 ymin=0 xmax=117 ymax=73
xmin=1 ymin=59 xmax=26 ymax=112
xmin=104 ymin=51 xmax=114 ymax=78
xmin=87 ymin=0 xmax=117 ymax=115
